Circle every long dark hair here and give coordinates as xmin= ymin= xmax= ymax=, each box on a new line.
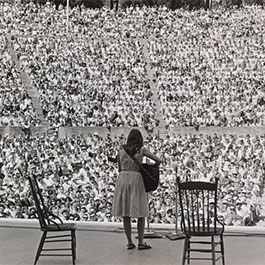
xmin=123 ymin=129 xmax=144 ymax=156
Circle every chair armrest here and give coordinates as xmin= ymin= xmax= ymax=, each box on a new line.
xmin=48 ymin=212 xmax=64 ymax=224
xmin=44 ymin=206 xmax=63 ymax=224
xmin=48 ymin=218 xmax=61 ymax=230
xmin=217 ymin=217 xmax=225 ymax=232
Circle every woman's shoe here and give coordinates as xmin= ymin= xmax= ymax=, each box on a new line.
xmin=138 ymin=243 xmax=152 ymax=250
xmin=127 ymin=243 xmax=136 ymax=250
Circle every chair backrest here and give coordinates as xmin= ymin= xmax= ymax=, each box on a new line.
xmin=28 ymin=175 xmax=51 ymax=229
xmin=177 ymin=177 xmax=219 ymax=234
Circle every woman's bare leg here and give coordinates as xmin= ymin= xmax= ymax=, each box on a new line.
xmin=123 ymin=217 xmax=133 ymax=245
xmin=137 ymin=217 xmax=145 ymax=245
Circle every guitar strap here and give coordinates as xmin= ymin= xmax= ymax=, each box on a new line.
xmin=122 ymin=146 xmax=155 ymax=181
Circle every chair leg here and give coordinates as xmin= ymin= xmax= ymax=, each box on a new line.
xmin=187 ymin=237 xmax=190 ymax=264
xmin=34 ymin=231 xmax=47 ymax=265
xmin=182 ymin=236 xmax=188 ymax=265
xmin=71 ymin=230 xmax=76 ymax=265
xmin=220 ymin=234 xmax=225 ymax=265
xmin=211 ymin=235 xmax=216 ymax=265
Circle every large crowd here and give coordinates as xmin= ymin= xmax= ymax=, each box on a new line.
xmin=16 ymin=35 xmax=158 ymax=128
xmin=148 ymin=8 xmax=265 ymax=127
xmin=0 ymin=131 xmax=265 ymax=226
xmin=4 ymin=2 xmax=159 ymax=128
xmin=0 ymin=2 xmax=265 ymax=226
xmin=0 ymin=3 xmax=263 ymax=128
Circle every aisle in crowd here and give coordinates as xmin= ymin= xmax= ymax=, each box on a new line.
xmin=0 ymin=33 xmax=40 ymax=127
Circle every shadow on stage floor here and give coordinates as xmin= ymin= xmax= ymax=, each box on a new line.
xmin=1 ymin=220 xmax=265 ymax=265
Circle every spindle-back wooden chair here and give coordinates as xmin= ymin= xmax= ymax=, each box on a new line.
xmin=28 ymin=175 xmax=76 ymax=265
xmin=177 ymin=177 xmax=225 ymax=265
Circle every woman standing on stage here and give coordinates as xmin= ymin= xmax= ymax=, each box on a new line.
xmin=113 ymin=129 xmax=161 ymax=250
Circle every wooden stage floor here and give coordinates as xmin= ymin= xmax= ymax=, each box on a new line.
xmin=1 ymin=220 xmax=265 ymax=265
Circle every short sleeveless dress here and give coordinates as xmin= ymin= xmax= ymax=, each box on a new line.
xmin=113 ymin=147 xmax=148 ymax=218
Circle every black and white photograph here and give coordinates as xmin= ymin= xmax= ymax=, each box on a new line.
xmin=0 ymin=0 xmax=265 ymax=264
